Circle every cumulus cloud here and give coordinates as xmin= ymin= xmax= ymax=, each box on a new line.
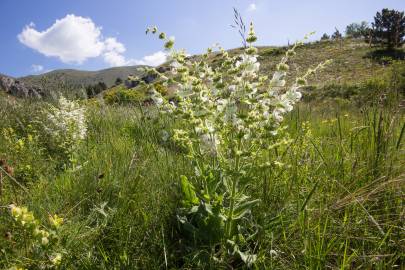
xmin=132 ymin=51 xmax=167 ymax=66
xmin=18 ymin=15 xmax=105 ymax=64
xmin=247 ymin=3 xmax=257 ymax=12
xmin=102 ymin=37 xmax=128 ymax=66
xmin=18 ymin=14 xmax=168 ymax=67
xmin=31 ymin=64 xmax=44 ymax=73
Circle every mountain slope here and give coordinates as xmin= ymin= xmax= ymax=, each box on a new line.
xmin=221 ymin=39 xmax=403 ymax=86
xmin=19 ymin=65 xmax=147 ymax=91
xmin=7 ymin=38 xmax=404 ymax=99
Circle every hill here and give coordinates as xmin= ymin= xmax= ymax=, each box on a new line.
xmin=221 ymin=39 xmax=403 ymax=85
xmin=103 ymin=38 xmax=404 ymax=104
xmin=18 ymin=65 xmax=147 ymax=92
xmin=2 ymin=38 xmax=403 ymax=100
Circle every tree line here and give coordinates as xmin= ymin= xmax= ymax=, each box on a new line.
xmin=321 ymin=8 xmax=405 ymax=49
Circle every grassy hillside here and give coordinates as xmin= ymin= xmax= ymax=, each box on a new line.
xmin=0 ymin=38 xmax=404 ymax=269
xmin=19 ymin=65 xmax=147 ymax=91
xmin=104 ymin=39 xmax=405 ymax=106
xmin=221 ymin=39 xmax=402 ymax=86
xmin=10 ymin=39 xmax=404 ymax=101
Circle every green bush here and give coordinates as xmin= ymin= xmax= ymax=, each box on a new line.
xmin=259 ymin=47 xmax=286 ymax=57
xmin=103 ymin=87 xmax=146 ymax=105
xmin=153 ymin=82 xmax=168 ymax=96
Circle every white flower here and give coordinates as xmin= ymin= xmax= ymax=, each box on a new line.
xmin=272 ymin=109 xmax=284 ymax=123
xmin=200 ymin=133 xmax=219 ymax=156
xmin=45 ymin=97 xmax=87 ymax=152
xmin=236 ymin=54 xmax=260 ymax=77
xmin=270 ymin=71 xmax=286 ymax=87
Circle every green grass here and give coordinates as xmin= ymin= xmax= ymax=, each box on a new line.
xmin=0 ymin=94 xmax=403 ymax=269
xmin=200 ymin=39 xmax=399 ymax=87
xmin=0 ymin=41 xmax=404 ymax=268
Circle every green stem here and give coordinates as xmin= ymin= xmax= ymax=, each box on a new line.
xmin=225 ymin=136 xmax=242 ymax=239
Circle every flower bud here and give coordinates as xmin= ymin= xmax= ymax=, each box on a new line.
xmin=164 ymin=37 xmax=175 ymax=49
xmin=246 ymin=22 xmax=258 ymax=43
xmin=158 ymin=32 xmax=166 ymax=40
xmin=245 ymin=46 xmax=258 ymax=55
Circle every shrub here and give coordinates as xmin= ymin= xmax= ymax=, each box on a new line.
xmin=103 ymin=87 xmax=146 ymax=105
xmin=153 ymin=82 xmax=168 ymax=96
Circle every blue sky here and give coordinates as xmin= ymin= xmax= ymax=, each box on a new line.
xmin=1 ymin=0 xmax=404 ymax=77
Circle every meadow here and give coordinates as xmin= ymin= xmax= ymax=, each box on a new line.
xmin=0 ymin=32 xmax=404 ymax=269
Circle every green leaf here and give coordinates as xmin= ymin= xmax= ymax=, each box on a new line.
xmin=233 ymin=199 xmax=260 ymax=220
xmin=300 ymin=178 xmax=320 ymax=212
xmin=180 ymin=175 xmax=199 ymax=206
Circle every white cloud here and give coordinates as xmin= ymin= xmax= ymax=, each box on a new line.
xmin=18 ymin=14 xmax=105 ymax=64
xmin=104 ymin=51 xmax=127 ymax=66
xmin=18 ymin=14 xmax=168 ymax=67
xmin=247 ymin=3 xmax=257 ymax=12
xmin=31 ymin=64 xmax=44 ymax=73
xmin=104 ymin=37 xmax=125 ymax=54
xmin=132 ymin=51 xmax=167 ymax=66
xmin=102 ymin=37 xmax=128 ymax=66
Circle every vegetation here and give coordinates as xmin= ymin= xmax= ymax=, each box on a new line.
xmin=19 ymin=66 xmax=146 ymax=96
xmin=370 ymin=9 xmax=405 ymax=49
xmin=345 ymin=21 xmax=369 ymax=39
xmin=0 ymin=10 xmax=404 ymax=270
xmin=103 ymin=84 xmax=147 ymax=105
xmin=86 ymin=82 xmax=107 ymax=98
xmin=331 ymin=28 xmax=343 ymax=40
xmin=320 ymin=33 xmax=330 ymax=41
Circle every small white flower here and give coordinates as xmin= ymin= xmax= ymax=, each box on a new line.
xmin=161 ymin=130 xmax=170 ymax=142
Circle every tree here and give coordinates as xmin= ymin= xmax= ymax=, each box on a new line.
xmin=332 ymin=28 xmax=343 ymax=40
xmin=115 ymin=77 xmax=123 ymax=85
xmin=86 ymin=82 xmax=107 ymax=98
xmin=345 ymin=21 xmax=369 ymax=38
xmin=320 ymin=33 xmax=330 ymax=41
xmin=371 ymin=9 xmax=405 ymax=48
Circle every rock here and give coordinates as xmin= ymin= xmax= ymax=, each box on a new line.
xmin=156 ymin=66 xmax=171 ymax=73
xmin=125 ymin=79 xmax=140 ymax=88
xmin=0 ymin=74 xmax=43 ymax=98
xmin=141 ymin=73 xmax=158 ymax=84
xmin=124 ymin=72 xmax=159 ymax=89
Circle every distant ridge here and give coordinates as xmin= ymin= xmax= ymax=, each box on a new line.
xmin=18 ymin=65 xmax=148 ymax=91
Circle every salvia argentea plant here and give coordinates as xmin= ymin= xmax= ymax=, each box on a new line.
xmin=144 ymin=23 xmax=331 ymax=266
xmin=42 ymin=96 xmax=87 ymax=165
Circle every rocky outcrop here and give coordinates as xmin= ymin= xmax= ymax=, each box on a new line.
xmin=124 ymin=66 xmax=171 ymax=89
xmin=0 ymin=74 xmax=43 ymax=98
